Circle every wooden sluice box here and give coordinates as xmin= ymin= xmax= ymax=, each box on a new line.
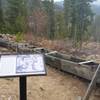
xmin=45 ymin=52 xmax=100 ymax=83
xmin=34 ymin=48 xmax=100 ymax=84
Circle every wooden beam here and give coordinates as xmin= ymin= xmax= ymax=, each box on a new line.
xmin=79 ymin=60 xmax=94 ymax=65
xmin=45 ymin=51 xmax=57 ymax=55
xmin=83 ymin=64 xmax=100 ymax=100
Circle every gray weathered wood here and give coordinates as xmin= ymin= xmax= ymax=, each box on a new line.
xmin=45 ymin=51 xmax=57 ymax=55
xmin=79 ymin=60 xmax=94 ymax=65
xmin=0 ymin=39 xmax=100 ymax=84
xmin=45 ymin=53 xmax=100 ymax=83
xmin=82 ymin=64 xmax=100 ymax=100
xmin=0 ymin=38 xmax=34 ymax=53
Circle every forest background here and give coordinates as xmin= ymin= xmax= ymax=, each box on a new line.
xmin=0 ymin=0 xmax=100 ymax=49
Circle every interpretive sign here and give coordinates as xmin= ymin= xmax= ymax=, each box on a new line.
xmin=0 ymin=54 xmax=46 ymax=100
xmin=0 ymin=54 xmax=46 ymax=77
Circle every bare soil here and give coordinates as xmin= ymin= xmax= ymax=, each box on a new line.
xmin=0 ymin=66 xmax=99 ymax=100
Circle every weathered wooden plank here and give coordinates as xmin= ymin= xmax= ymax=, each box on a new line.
xmin=45 ymin=51 xmax=57 ymax=55
xmin=83 ymin=64 xmax=100 ymax=100
xmin=61 ymin=59 xmax=94 ymax=80
xmin=79 ymin=60 xmax=94 ymax=65
xmin=0 ymin=38 xmax=34 ymax=53
xmin=45 ymin=53 xmax=100 ymax=83
xmin=45 ymin=55 xmax=61 ymax=69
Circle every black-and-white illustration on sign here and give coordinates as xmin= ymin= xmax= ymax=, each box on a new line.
xmin=0 ymin=54 xmax=46 ymax=77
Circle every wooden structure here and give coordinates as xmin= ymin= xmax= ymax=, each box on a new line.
xmin=0 ymin=38 xmax=100 ymax=83
xmin=83 ymin=64 xmax=100 ymax=100
xmin=45 ymin=51 xmax=100 ymax=83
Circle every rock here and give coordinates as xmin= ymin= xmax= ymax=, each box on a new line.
xmin=40 ymin=87 xmax=45 ymax=91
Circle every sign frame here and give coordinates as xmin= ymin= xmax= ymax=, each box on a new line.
xmin=0 ymin=53 xmax=47 ymax=78
xmin=0 ymin=53 xmax=47 ymax=100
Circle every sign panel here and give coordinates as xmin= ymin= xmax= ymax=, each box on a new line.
xmin=0 ymin=54 xmax=46 ymax=77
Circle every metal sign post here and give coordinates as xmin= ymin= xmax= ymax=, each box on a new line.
xmin=20 ymin=76 xmax=27 ymax=100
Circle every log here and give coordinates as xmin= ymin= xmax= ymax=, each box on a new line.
xmin=0 ymin=38 xmax=34 ymax=53
xmin=0 ymin=38 xmax=12 ymax=48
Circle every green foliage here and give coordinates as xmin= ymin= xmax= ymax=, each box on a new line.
xmin=15 ymin=32 xmax=24 ymax=42
xmin=28 ymin=0 xmax=41 ymax=15
xmin=5 ymin=0 xmax=27 ymax=34
xmin=0 ymin=0 xmax=4 ymax=33
xmin=0 ymin=0 xmax=96 ymax=45
xmin=91 ymin=15 xmax=100 ymax=41
xmin=64 ymin=0 xmax=95 ymax=48
xmin=64 ymin=0 xmax=72 ymax=35
xmin=55 ymin=11 xmax=66 ymax=39
xmin=42 ymin=0 xmax=55 ymax=39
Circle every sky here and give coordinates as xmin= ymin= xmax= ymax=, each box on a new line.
xmin=54 ymin=0 xmax=63 ymax=1
xmin=54 ymin=0 xmax=100 ymax=5
xmin=93 ymin=0 xmax=100 ymax=5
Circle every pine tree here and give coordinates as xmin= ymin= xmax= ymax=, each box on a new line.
xmin=64 ymin=0 xmax=72 ymax=36
xmin=49 ymin=0 xmax=55 ymax=39
xmin=5 ymin=0 xmax=27 ymax=34
xmin=64 ymin=0 xmax=94 ymax=48
xmin=74 ymin=0 xmax=94 ymax=48
xmin=42 ymin=0 xmax=55 ymax=39
xmin=55 ymin=11 xmax=66 ymax=39
xmin=92 ymin=15 xmax=100 ymax=41
xmin=0 ymin=0 xmax=4 ymax=32
xmin=27 ymin=0 xmax=42 ymax=35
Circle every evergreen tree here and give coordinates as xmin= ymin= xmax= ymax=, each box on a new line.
xmin=5 ymin=0 xmax=27 ymax=34
xmin=49 ymin=0 xmax=55 ymax=39
xmin=55 ymin=11 xmax=66 ymax=38
xmin=64 ymin=0 xmax=72 ymax=36
xmin=64 ymin=0 xmax=94 ymax=48
xmin=0 ymin=0 xmax=4 ymax=32
xmin=92 ymin=15 xmax=100 ymax=41
xmin=27 ymin=0 xmax=42 ymax=35
xmin=29 ymin=0 xmax=41 ymax=14
xmin=42 ymin=0 xmax=55 ymax=39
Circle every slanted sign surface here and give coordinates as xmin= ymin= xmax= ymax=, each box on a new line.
xmin=0 ymin=54 xmax=46 ymax=77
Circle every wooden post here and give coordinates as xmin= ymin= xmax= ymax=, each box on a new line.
xmin=83 ymin=64 xmax=100 ymax=100
xmin=19 ymin=76 xmax=27 ymax=100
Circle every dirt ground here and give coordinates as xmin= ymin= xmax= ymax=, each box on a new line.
xmin=0 ymin=66 xmax=99 ymax=100
xmin=0 ymin=35 xmax=100 ymax=100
